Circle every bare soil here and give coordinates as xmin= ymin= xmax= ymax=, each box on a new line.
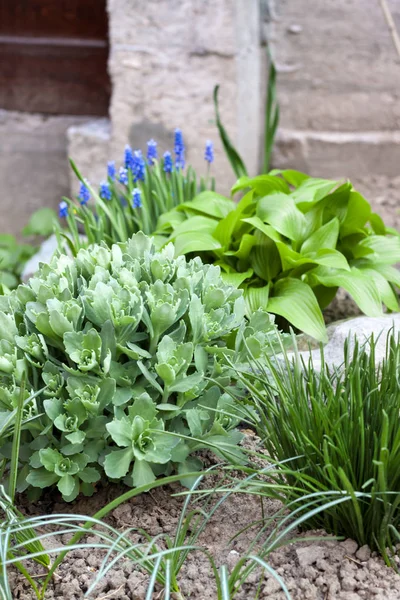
xmin=9 ymin=437 xmax=400 ymax=600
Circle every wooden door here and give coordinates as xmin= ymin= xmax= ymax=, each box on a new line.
xmin=0 ymin=0 xmax=110 ymax=115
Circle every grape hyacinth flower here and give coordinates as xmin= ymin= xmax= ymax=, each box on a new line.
xmin=119 ymin=167 xmax=128 ymax=185
xmin=174 ymin=128 xmax=185 ymax=170
xmin=204 ymin=140 xmax=214 ymax=164
xmin=132 ymin=150 xmax=146 ymax=182
xmin=147 ymin=139 xmax=158 ymax=165
xmin=99 ymin=181 xmax=112 ymax=201
xmin=78 ymin=181 xmax=90 ymax=205
xmin=107 ymin=160 xmax=116 ymax=181
xmin=163 ymin=151 xmax=173 ymax=174
xmin=58 ymin=201 xmax=68 ymax=218
xmin=132 ymin=188 xmax=142 ymax=208
xmin=124 ymin=145 xmax=135 ymax=171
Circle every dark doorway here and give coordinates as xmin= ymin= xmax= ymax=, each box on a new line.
xmin=0 ymin=0 xmax=110 ymax=116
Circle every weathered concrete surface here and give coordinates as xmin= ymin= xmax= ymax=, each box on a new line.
xmin=107 ymin=0 xmax=263 ymax=193
xmin=274 ymin=130 xmax=400 ymax=180
xmin=271 ymin=0 xmax=400 ymax=180
xmin=0 ymin=110 xmax=85 ymax=237
xmin=67 ymin=119 xmax=111 ymax=197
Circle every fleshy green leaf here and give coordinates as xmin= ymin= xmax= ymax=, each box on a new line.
xmin=104 ymin=447 xmax=133 ymax=479
xmin=132 ymin=459 xmax=156 ymax=488
xmin=26 ymin=468 xmax=59 ymax=489
xmin=57 ymin=474 xmax=75 ymax=497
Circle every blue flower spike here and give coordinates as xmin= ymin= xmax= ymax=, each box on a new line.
xmin=163 ymin=151 xmax=173 ymax=174
xmin=132 ymin=188 xmax=142 ymax=209
xmin=58 ymin=201 xmax=68 ymax=218
xmin=132 ymin=150 xmax=146 ymax=182
xmin=78 ymin=181 xmax=90 ymax=206
xmin=124 ymin=145 xmax=135 ymax=171
xmin=147 ymin=139 xmax=158 ymax=166
xmin=99 ymin=181 xmax=112 ymax=201
xmin=174 ymin=128 xmax=185 ymax=170
xmin=107 ymin=161 xmax=116 ymax=181
xmin=204 ymin=140 xmax=214 ymax=164
xmin=119 ymin=167 xmax=128 ymax=185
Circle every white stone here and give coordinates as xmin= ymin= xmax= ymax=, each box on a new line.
xmin=297 ymin=314 xmax=400 ymax=371
xmin=21 ymin=234 xmax=59 ymax=282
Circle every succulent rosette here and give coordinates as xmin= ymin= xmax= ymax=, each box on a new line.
xmin=0 ymin=233 xmax=281 ymax=501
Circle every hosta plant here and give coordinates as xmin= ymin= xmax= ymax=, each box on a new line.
xmin=0 ymin=233 xmax=280 ymax=501
xmin=156 ymin=170 xmax=400 ymax=341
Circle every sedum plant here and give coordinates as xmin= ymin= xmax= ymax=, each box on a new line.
xmin=58 ymin=131 xmax=216 ymax=253
xmin=156 ymin=169 xmax=400 ymax=341
xmin=0 ymin=233 xmax=280 ymax=501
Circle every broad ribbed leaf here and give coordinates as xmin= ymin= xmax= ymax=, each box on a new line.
xmin=178 ymin=192 xmax=235 ymax=219
xmin=173 ymin=232 xmax=222 ymax=256
xmin=353 ymin=235 xmax=400 ymax=264
xmin=257 ymin=194 xmax=306 ymax=241
xmin=251 ymin=230 xmax=281 ymax=281
xmin=301 ymin=218 xmax=339 ymax=254
xmin=244 ymin=284 xmax=270 ymax=314
xmin=167 ymin=215 xmax=218 ymax=240
xmin=241 ymin=216 xmax=282 ymax=243
xmin=156 ymin=209 xmax=186 ymax=231
xmin=269 ymin=169 xmax=310 ymax=187
xmin=307 ymin=249 xmax=350 ymax=271
xmin=220 ymin=268 xmax=253 ymax=287
xmin=224 ymin=234 xmax=256 ymax=259
xmin=371 ymin=264 xmax=400 ymax=287
xmin=231 ymin=175 xmax=289 ymax=196
xmin=309 ymin=266 xmax=383 ymax=317
xmin=214 ymin=210 xmax=238 ymax=247
xmin=290 ymin=178 xmax=338 ymax=208
xmin=340 ymin=191 xmax=371 ymax=236
xmin=357 ymin=267 xmax=399 ymax=311
xmin=268 ymin=278 xmax=327 ymax=341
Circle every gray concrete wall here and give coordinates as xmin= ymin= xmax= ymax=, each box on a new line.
xmin=271 ymin=0 xmax=400 ymax=179
xmin=68 ymin=0 xmax=264 ymax=197
xmin=2 ymin=0 xmax=400 ymax=237
xmin=0 ymin=111 xmax=85 ymax=237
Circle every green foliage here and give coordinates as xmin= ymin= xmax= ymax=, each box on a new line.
xmin=0 ymin=235 xmax=36 ymax=291
xmin=156 ymin=170 xmax=400 ymax=340
xmin=0 ymin=233 xmax=281 ymax=501
xmin=0 ymin=209 xmax=57 ymax=291
xmin=263 ymin=56 xmax=279 ymax=173
xmin=213 ymin=52 xmax=280 ymax=177
xmin=232 ymin=333 xmax=400 ymax=564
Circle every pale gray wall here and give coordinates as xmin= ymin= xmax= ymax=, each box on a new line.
xmin=1 ymin=0 xmax=400 ymax=237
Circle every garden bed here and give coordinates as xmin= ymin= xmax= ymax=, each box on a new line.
xmin=10 ymin=438 xmax=400 ymax=600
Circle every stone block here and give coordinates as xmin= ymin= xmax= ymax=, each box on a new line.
xmin=67 ymin=119 xmax=111 ymax=197
xmin=273 ymin=129 xmax=400 ymax=180
xmin=0 ymin=110 xmax=85 ymax=237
